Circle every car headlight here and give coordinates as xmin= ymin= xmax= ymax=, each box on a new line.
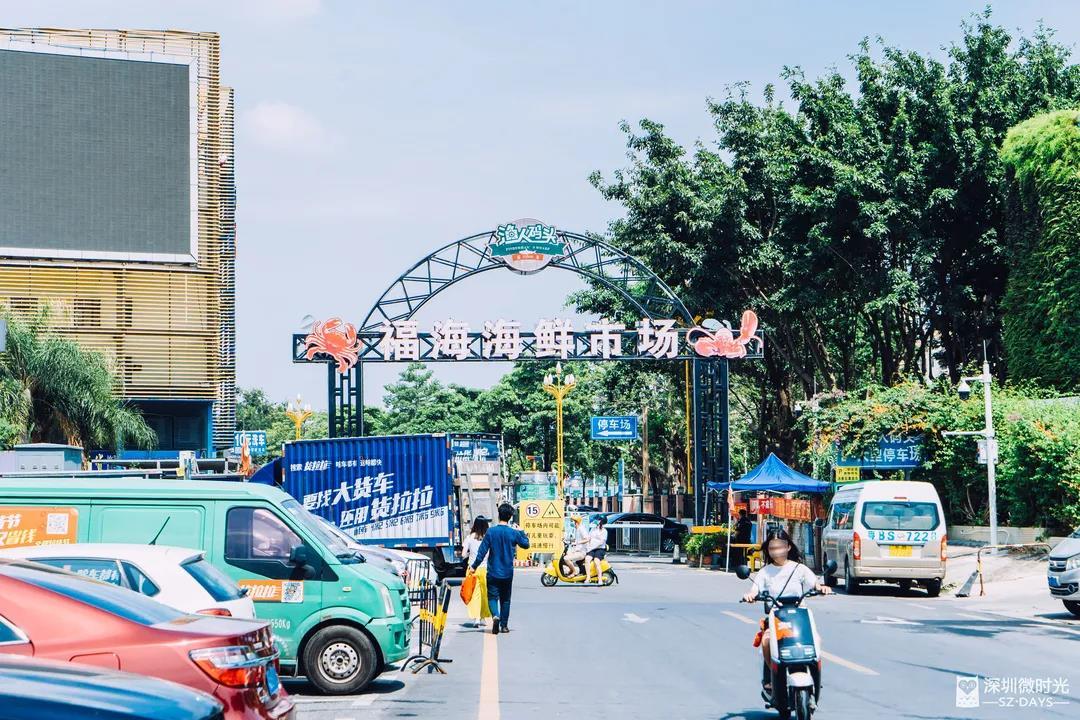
xmin=379 ymin=584 xmax=396 ymax=617
xmin=1067 ymin=553 xmax=1080 ymax=571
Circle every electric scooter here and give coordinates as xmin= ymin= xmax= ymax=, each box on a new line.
xmin=541 ymin=542 xmax=618 ymax=587
xmin=736 ymin=560 xmax=837 ymax=720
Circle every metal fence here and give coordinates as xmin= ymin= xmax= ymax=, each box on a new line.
xmin=606 ymin=522 xmax=663 ymax=554
xmin=405 ymin=558 xmax=437 ymax=602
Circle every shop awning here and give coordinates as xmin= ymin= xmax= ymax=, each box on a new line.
xmin=706 ymin=453 xmax=830 ymax=494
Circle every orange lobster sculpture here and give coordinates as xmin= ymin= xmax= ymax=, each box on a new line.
xmin=689 ymin=310 xmax=761 ymax=359
xmin=303 ymin=317 xmax=362 ymax=374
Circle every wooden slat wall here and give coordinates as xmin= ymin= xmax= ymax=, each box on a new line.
xmin=0 ymin=28 xmax=237 ymax=449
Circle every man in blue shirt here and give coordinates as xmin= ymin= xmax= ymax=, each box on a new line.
xmin=469 ymin=502 xmax=530 ymax=634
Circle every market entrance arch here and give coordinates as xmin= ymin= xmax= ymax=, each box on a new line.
xmin=291 ymin=220 xmax=762 ymax=523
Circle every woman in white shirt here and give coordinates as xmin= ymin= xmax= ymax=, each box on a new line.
xmin=741 ymin=529 xmax=830 ymax=693
xmin=585 ymin=516 xmax=608 ymax=583
xmin=462 ymin=517 xmax=492 ymax=627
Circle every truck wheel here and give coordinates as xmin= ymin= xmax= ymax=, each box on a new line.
xmin=844 ymin=561 xmax=861 ymax=595
xmin=923 ymin=578 xmax=942 ymax=598
xmin=898 ymin=579 xmax=913 ymax=593
xmin=1064 ymin=600 xmax=1080 ymax=618
xmin=303 ymin=625 xmax=379 ymax=695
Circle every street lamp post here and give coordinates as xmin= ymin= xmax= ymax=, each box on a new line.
xmin=285 ymin=394 xmax=313 ymax=441
xmin=943 ymin=355 xmax=998 ymax=553
xmin=542 ymin=362 xmax=576 ymax=499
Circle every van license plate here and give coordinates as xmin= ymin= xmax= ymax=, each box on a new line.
xmin=889 ymin=545 xmax=913 ymax=557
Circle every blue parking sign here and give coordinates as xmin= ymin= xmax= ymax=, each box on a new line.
xmin=590 ymin=416 xmax=639 ymax=441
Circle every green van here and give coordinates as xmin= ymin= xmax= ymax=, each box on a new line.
xmin=0 ymin=477 xmax=410 ymax=694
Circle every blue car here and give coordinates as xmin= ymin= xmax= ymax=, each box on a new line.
xmin=0 ymin=655 xmax=224 ymax=720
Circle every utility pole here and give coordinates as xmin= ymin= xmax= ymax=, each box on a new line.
xmin=642 ymin=404 xmax=650 ymax=513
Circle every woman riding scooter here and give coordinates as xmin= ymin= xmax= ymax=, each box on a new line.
xmin=741 ymin=529 xmax=832 ymax=697
xmin=585 ymin=516 xmax=608 ymax=583
xmin=561 ymin=515 xmax=590 ymax=578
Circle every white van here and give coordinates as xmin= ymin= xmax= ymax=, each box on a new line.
xmin=822 ymin=481 xmax=947 ymax=596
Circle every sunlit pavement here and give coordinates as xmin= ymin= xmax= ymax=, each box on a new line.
xmin=291 ymin=559 xmax=1078 ymax=719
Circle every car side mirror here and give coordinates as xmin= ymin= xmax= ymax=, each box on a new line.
xmin=239 ymin=586 xmax=250 ymax=598
xmin=735 ymin=564 xmax=752 ymax=580
xmin=824 ymin=559 xmax=838 ymax=577
xmin=288 ymin=545 xmax=310 ymax=567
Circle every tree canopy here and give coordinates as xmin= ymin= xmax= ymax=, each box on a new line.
xmin=0 ymin=312 xmax=155 ymax=452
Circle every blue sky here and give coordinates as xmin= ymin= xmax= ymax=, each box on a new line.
xmin=3 ymin=1 xmax=1080 ymax=408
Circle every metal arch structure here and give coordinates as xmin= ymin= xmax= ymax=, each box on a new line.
xmin=359 ymin=230 xmax=693 ymax=331
xmin=294 ymin=225 xmax=750 ymax=524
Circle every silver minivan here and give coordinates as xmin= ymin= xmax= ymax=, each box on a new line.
xmin=823 ymin=480 xmax=947 ymax=597
xmin=1048 ymin=527 xmax=1080 ymax=617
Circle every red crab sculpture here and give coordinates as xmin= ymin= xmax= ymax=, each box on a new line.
xmin=303 ymin=317 xmax=361 ymax=374
xmin=689 ymin=310 xmax=761 ymax=358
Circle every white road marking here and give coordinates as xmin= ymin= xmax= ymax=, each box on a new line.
xmin=860 ymin=616 xmax=922 ymax=625
xmin=623 ymin=612 xmax=650 ymax=623
xmin=722 ymin=610 xmax=757 ymax=625
xmin=906 ymin=602 xmax=936 ymax=610
xmin=820 ymin=651 xmax=880 ymax=676
xmin=478 ymin=630 xmax=499 ymax=720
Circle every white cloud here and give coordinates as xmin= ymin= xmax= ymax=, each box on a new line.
xmin=244 ymin=101 xmax=333 ymax=153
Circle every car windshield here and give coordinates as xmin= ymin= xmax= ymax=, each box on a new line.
xmin=3 ymin=561 xmax=185 ymax=625
xmin=1071 ymin=527 xmax=1080 ymax=539
xmin=281 ymin=499 xmax=361 ymax=562
xmin=860 ymin=501 xmax=940 ymax=531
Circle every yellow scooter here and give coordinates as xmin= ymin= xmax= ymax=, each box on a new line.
xmin=541 ymin=543 xmax=618 ymax=587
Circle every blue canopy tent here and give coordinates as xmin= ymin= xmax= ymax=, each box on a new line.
xmin=707 ymin=453 xmax=830 ymax=494
xmin=706 ymin=453 xmax=829 ymax=571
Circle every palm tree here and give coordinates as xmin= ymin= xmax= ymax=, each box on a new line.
xmin=0 ymin=311 xmax=155 ymax=451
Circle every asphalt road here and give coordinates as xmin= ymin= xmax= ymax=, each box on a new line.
xmin=290 ymin=559 xmax=1079 ymax=719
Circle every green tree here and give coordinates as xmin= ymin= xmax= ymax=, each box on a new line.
xmin=999 ymin=110 xmax=1080 ymax=391
xmin=588 ymin=11 xmax=1080 ymax=454
xmin=373 ymin=362 xmax=479 ymax=435
xmin=0 ymin=312 xmax=154 ymax=451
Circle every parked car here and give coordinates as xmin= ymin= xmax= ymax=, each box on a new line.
xmin=605 ymin=512 xmax=689 ymax=552
xmin=1048 ymin=526 xmax=1080 ymax=617
xmin=0 ymin=655 xmax=224 ymax=720
xmin=0 ymin=477 xmax=411 ymax=694
xmin=0 ymin=559 xmax=294 ymax=720
xmin=822 ymin=480 xmax=947 ymax=597
xmin=0 ymin=544 xmax=256 ymax=618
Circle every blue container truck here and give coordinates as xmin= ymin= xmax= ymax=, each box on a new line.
xmin=266 ymin=433 xmax=504 ymax=577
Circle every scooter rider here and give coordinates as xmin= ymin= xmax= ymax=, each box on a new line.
xmin=741 ymin=529 xmax=831 ymax=695
xmin=585 ymin=516 xmax=608 ymax=583
xmin=562 ymin=515 xmax=589 ymax=578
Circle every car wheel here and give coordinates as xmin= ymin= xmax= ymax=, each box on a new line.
xmin=1065 ymin=601 xmax=1080 ymax=618
xmin=303 ymin=625 xmax=379 ymax=695
xmin=844 ymin=561 xmax=861 ymax=595
xmin=662 ymin=538 xmax=675 ymax=553
xmin=923 ymin=578 xmax=942 ymax=598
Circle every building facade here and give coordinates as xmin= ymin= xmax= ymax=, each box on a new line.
xmin=0 ymin=28 xmax=236 ymax=455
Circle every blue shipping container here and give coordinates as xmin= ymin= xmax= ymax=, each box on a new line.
xmin=281 ymin=434 xmax=453 ymax=547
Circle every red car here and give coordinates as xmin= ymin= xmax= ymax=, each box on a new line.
xmin=0 ymin=559 xmax=294 ymax=720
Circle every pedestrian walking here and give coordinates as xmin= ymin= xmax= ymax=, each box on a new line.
xmin=461 ymin=517 xmax=492 ymax=629
xmin=469 ymin=502 xmax=530 ymax=635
